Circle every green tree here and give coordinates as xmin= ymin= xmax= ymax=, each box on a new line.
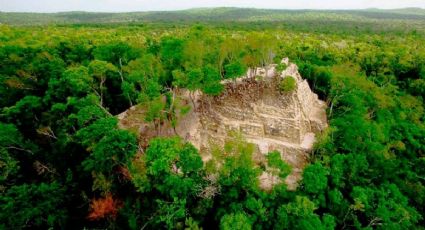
xmin=93 ymin=42 xmax=141 ymax=66
xmin=220 ymin=212 xmax=252 ymax=230
xmin=75 ymin=117 xmax=118 ymax=149
xmin=2 ymin=95 xmax=42 ymax=130
xmin=0 ymin=122 xmax=34 ymax=184
xmin=202 ymin=65 xmax=223 ymax=96
xmin=46 ymin=66 xmax=93 ymax=102
xmin=141 ymin=137 xmax=204 ymax=198
xmin=279 ymin=76 xmax=297 ymax=93
xmin=129 ymin=137 xmax=204 ymax=228
xmin=351 ymin=184 xmax=420 ymax=229
xmin=266 ymin=150 xmax=291 ymax=179
xmin=88 ymin=60 xmax=117 ymax=107
xmin=0 ymin=182 xmax=67 ymax=229
xmin=144 ymin=96 xmax=166 ymax=135
xmin=82 ymin=129 xmax=137 ymax=174
xmin=302 ymin=163 xmax=328 ymax=195
xmin=224 ymin=61 xmax=247 ymax=81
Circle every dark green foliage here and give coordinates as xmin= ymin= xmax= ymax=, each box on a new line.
xmin=160 ymin=37 xmax=184 ymax=84
xmin=93 ymin=42 xmax=141 ymax=66
xmin=350 ymin=184 xmax=421 ymax=229
xmin=45 ymin=66 xmax=93 ymax=103
xmin=75 ymin=117 xmax=118 ymax=148
xmin=409 ymin=78 xmax=425 ymax=98
xmin=266 ymin=150 xmax=291 ymax=178
xmin=82 ymin=129 xmax=137 ymax=174
xmin=202 ymin=65 xmax=223 ymax=96
xmin=224 ymin=61 xmax=247 ymax=80
xmin=302 ymin=163 xmax=328 ymax=194
xmin=277 ymin=196 xmax=335 ymax=230
xmin=127 ymin=137 xmax=205 ymax=228
xmin=142 ymin=137 xmax=203 ymax=198
xmin=160 ymin=37 xmax=184 ymax=69
xmin=69 ymin=104 xmax=108 ymax=127
xmin=0 ymin=182 xmax=67 ymax=229
xmin=220 ymin=212 xmax=252 ymax=230
xmin=0 ymin=16 xmax=424 ymax=229
xmin=2 ymin=95 xmax=43 ymax=129
xmin=0 ymin=122 xmax=33 ymax=184
xmin=298 ymin=63 xmax=332 ymax=98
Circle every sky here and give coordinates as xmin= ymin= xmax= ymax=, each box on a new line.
xmin=1 ymin=0 xmax=425 ymax=13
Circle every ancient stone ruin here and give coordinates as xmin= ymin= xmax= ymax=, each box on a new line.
xmin=118 ymin=58 xmax=328 ymax=190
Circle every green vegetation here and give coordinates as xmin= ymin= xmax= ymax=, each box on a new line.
xmin=2 ymin=8 xmax=425 ymax=35
xmin=0 ymin=8 xmax=425 ymax=229
xmin=276 ymin=63 xmax=288 ymax=72
xmin=279 ymin=76 xmax=297 ymax=93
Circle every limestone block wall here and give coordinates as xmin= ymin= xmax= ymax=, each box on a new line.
xmin=118 ymin=58 xmax=328 ymax=189
xmin=183 ymin=60 xmax=328 ymax=189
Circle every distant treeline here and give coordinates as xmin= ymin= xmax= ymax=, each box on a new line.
xmin=1 ymin=7 xmax=425 ymax=34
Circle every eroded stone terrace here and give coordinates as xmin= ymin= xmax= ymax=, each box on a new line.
xmin=118 ymin=59 xmax=328 ymax=190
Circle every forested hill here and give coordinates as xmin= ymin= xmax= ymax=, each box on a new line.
xmin=1 ymin=7 xmax=425 ymax=28
xmin=1 ymin=6 xmax=425 ymax=229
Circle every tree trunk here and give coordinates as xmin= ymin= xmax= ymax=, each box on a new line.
xmin=189 ymin=91 xmax=196 ymax=110
xmin=99 ymin=77 xmax=105 ymax=107
xmin=173 ymin=126 xmax=178 ymax=136
xmin=117 ymin=58 xmax=133 ymax=107
xmin=158 ymin=118 xmax=162 ymax=136
xmin=118 ymin=58 xmax=124 ymax=82
xmin=128 ymin=95 xmax=133 ymax=107
xmin=97 ymin=103 xmax=112 ymax=116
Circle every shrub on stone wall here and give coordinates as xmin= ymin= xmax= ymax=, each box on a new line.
xmin=279 ymin=76 xmax=296 ymax=93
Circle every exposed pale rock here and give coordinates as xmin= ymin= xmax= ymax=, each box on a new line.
xmin=118 ymin=59 xmax=328 ymax=190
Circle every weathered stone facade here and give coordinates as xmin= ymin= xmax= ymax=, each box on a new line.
xmin=118 ymin=58 xmax=328 ymax=189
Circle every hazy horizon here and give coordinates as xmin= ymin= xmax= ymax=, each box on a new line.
xmin=1 ymin=0 xmax=424 ymax=13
